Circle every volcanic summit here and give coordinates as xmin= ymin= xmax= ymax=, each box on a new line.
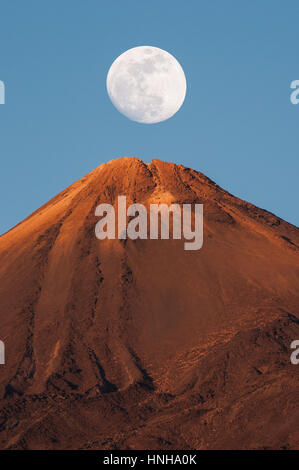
xmin=0 ymin=157 xmax=298 ymax=449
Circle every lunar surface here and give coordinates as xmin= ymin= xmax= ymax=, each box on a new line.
xmin=106 ymin=46 xmax=187 ymax=123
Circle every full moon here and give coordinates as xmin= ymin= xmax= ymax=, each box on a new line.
xmin=106 ymin=46 xmax=187 ymax=124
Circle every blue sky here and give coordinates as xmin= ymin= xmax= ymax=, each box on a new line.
xmin=0 ymin=0 xmax=298 ymax=234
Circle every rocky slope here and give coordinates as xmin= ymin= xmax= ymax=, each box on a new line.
xmin=0 ymin=157 xmax=298 ymax=449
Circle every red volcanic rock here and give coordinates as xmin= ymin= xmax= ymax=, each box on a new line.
xmin=0 ymin=157 xmax=298 ymax=449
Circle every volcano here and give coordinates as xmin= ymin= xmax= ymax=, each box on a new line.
xmin=0 ymin=157 xmax=298 ymax=450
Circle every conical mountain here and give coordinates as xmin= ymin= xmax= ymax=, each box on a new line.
xmin=0 ymin=157 xmax=298 ymax=449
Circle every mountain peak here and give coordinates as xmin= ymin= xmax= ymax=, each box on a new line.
xmin=0 ymin=157 xmax=298 ymax=449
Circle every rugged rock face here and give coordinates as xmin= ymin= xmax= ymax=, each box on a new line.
xmin=0 ymin=157 xmax=298 ymax=449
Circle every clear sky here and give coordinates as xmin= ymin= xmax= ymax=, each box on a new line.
xmin=0 ymin=0 xmax=298 ymax=234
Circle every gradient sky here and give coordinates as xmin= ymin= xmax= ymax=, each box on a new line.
xmin=0 ymin=0 xmax=299 ymax=234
